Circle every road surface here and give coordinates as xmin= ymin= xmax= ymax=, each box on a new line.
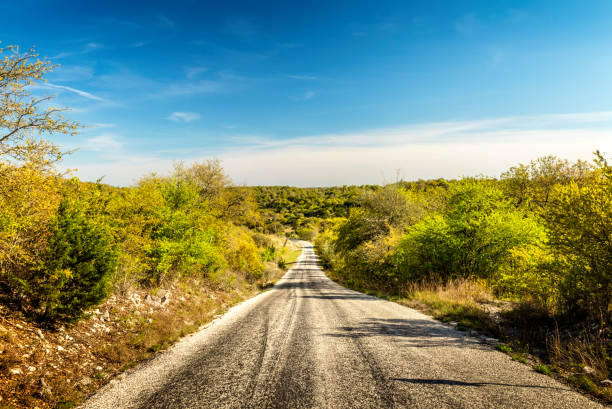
xmin=83 ymin=243 xmax=604 ymax=409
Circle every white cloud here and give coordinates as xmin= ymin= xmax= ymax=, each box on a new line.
xmin=61 ymin=111 xmax=612 ymax=186
xmin=42 ymin=83 xmax=105 ymax=102
xmin=49 ymin=65 xmax=94 ymax=82
xmin=186 ymin=66 xmax=208 ymax=79
xmin=84 ymin=134 xmax=123 ymax=152
xmin=156 ymin=14 xmax=176 ymax=29
xmin=83 ymin=42 xmax=103 ymax=53
xmin=284 ymin=74 xmax=318 ymax=81
xmin=160 ymin=80 xmax=221 ymax=97
xmin=303 ymin=91 xmax=316 ymax=100
xmin=168 ymin=112 xmax=201 ymax=122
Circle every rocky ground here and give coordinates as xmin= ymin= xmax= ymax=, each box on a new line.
xmin=0 ymin=261 xmax=288 ymax=409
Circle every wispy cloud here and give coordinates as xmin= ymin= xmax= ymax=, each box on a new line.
xmin=303 ymin=91 xmax=316 ymax=100
xmin=168 ymin=112 xmax=200 ymax=122
xmin=186 ymin=66 xmax=208 ymax=79
xmin=156 ymin=14 xmax=176 ymax=29
xmin=84 ymin=134 xmax=123 ymax=152
xmin=42 ymin=83 xmax=105 ymax=102
xmin=61 ymin=111 xmax=612 ymax=187
xmin=49 ymin=65 xmax=94 ymax=82
xmin=51 ymin=51 xmax=73 ymax=60
xmin=92 ymin=123 xmax=117 ymax=129
xmin=161 ymin=80 xmax=221 ymax=97
xmin=83 ymin=42 xmax=103 ymax=53
xmin=130 ymin=41 xmax=149 ymax=48
xmin=284 ymin=74 xmax=318 ymax=81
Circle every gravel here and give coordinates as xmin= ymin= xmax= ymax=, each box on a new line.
xmin=82 ymin=243 xmax=605 ymax=409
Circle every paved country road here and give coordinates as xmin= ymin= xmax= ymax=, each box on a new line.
xmin=83 ymin=243 xmax=605 ymax=409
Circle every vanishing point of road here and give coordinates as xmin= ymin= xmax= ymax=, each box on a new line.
xmin=83 ymin=243 xmax=605 ymax=409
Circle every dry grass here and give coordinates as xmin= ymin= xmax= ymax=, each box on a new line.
xmin=0 ymin=261 xmax=289 ymax=409
xmin=548 ymin=325 xmax=611 ymax=401
xmin=401 ymin=279 xmax=500 ymax=335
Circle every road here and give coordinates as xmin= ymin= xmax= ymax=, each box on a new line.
xmin=83 ymin=243 xmax=604 ymax=409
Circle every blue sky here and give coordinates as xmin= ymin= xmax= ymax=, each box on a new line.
xmin=2 ymin=0 xmax=612 ymax=185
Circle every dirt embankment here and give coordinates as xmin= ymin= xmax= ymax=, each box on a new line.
xmin=0 ymin=256 xmax=292 ymax=409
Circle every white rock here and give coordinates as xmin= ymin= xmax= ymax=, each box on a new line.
xmin=57 ymin=345 xmax=65 ymax=351
xmin=10 ymin=368 xmax=22 ymax=375
xmin=582 ymin=365 xmax=595 ymax=375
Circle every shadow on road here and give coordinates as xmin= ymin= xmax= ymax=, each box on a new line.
xmin=390 ymin=378 xmax=569 ymax=391
xmin=324 ymin=318 xmax=489 ymax=349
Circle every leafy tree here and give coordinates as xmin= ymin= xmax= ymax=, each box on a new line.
xmin=395 ymin=179 xmax=545 ymax=281
xmin=501 ymin=155 xmax=591 ymax=209
xmin=544 ymin=152 xmax=612 ymax=318
xmin=29 ymin=198 xmax=117 ymax=322
xmin=0 ymin=44 xmax=78 ymax=169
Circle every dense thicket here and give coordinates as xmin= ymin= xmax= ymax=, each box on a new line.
xmin=316 ymin=153 xmax=611 ymax=322
xmin=0 ymin=158 xmax=280 ymax=322
xmin=253 ymin=185 xmax=377 ymax=237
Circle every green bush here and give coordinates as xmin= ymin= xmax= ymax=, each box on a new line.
xmin=30 ymin=198 xmax=118 ymax=322
xmin=395 ymin=180 xmax=545 ymax=282
xmin=544 ymin=152 xmax=612 ymax=319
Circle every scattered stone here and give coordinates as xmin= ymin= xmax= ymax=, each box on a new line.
xmin=9 ymin=368 xmax=22 ymax=375
xmin=36 ymin=329 xmax=45 ymax=339
xmin=96 ymin=366 xmax=103 ymax=371
xmin=36 ymin=378 xmax=52 ymax=399
xmin=600 ymin=379 xmax=612 ymax=387
xmin=65 ymin=335 xmax=73 ymax=341
xmin=582 ymin=365 xmax=595 ymax=375
xmin=57 ymin=345 xmax=65 ymax=351
xmin=144 ymin=292 xmax=171 ymax=307
xmin=146 ymin=318 xmax=153 ymax=324
xmin=28 ymin=366 xmax=36 ymax=372
xmin=94 ymin=309 xmax=101 ymax=315
xmin=129 ymin=294 xmax=142 ymax=305
xmin=79 ymin=376 xmax=92 ymax=386
xmin=101 ymin=310 xmax=110 ymax=321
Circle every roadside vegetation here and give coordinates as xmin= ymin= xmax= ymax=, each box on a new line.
xmin=315 ymin=155 xmax=611 ymax=403
xmin=1 ymin=43 xmax=610 ymax=406
xmin=0 ymin=44 xmax=299 ymax=408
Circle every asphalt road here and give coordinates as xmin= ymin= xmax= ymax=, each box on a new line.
xmin=83 ymin=243 xmax=605 ymax=409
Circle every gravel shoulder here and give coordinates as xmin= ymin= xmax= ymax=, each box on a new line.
xmin=82 ymin=243 xmax=606 ymax=409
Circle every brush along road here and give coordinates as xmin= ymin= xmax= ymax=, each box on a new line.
xmin=83 ymin=243 xmax=603 ymax=409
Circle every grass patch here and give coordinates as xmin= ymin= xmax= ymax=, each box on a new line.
xmin=284 ymin=248 xmax=302 ymax=265
xmin=496 ymin=344 xmax=513 ymax=353
xmin=533 ymin=364 xmax=553 ymax=376
xmin=403 ymin=280 xmax=500 ymax=337
xmin=324 ymin=271 xmax=611 ymax=404
xmin=570 ymin=374 xmax=598 ymax=393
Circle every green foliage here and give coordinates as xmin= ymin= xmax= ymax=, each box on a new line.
xmin=496 ymin=344 xmax=513 ymax=353
xmin=29 ymin=197 xmax=117 ymax=322
xmin=533 ymin=364 xmax=553 ymax=376
xmin=395 ymin=179 xmax=545 ymax=281
xmin=543 ymin=152 xmax=612 ymax=318
xmin=253 ymin=185 xmax=376 ymax=235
